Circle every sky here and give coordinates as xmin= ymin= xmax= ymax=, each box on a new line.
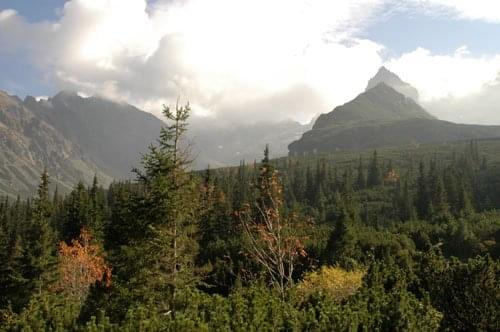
xmin=1 ymin=0 xmax=500 ymax=125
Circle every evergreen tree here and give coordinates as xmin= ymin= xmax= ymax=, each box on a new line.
xmin=356 ymin=156 xmax=366 ymax=190
xmin=134 ymin=101 xmax=200 ymax=305
xmin=89 ymin=175 xmax=106 ymax=241
xmin=324 ymin=193 xmax=357 ymax=269
xmin=61 ymin=182 xmax=90 ymax=242
xmin=416 ymin=162 xmax=429 ymax=219
xmin=458 ymin=182 xmax=474 ymax=217
xmin=367 ymin=150 xmax=382 ymax=187
xmin=23 ymin=170 xmax=57 ymax=296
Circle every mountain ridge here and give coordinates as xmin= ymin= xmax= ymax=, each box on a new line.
xmin=0 ymin=91 xmax=112 ymax=196
xmin=289 ymin=68 xmax=500 ymax=154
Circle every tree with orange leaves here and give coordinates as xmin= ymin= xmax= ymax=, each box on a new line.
xmin=239 ymin=147 xmax=308 ymax=298
xmin=55 ymin=228 xmax=111 ymax=302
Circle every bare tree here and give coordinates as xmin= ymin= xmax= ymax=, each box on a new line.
xmin=239 ymin=165 xmax=307 ymax=298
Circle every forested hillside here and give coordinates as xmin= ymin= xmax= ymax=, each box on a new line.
xmin=1 ymin=106 xmax=499 ymax=331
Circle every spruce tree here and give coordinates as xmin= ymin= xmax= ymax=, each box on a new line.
xmin=24 ymin=170 xmax=57 ymax=296
xmin=356 ymin=156 xmax=366 ymax=190
xmin=134 ymin=101 xmax=200 ymax=305
xmin=416 ymin=162 xmax=429 ymax=220
xmin=367 ymin=150 xmax=382 ymax=187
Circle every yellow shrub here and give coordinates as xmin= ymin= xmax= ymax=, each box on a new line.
xmin=295 ymin=266 xmax=364 ymax=302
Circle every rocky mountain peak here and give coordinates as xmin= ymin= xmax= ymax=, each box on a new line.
xmin=366 ymin=66 xmax=419 ymax=101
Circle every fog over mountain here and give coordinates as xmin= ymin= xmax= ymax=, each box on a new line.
xmin=423 ymin=76 xmax=500 ymax=125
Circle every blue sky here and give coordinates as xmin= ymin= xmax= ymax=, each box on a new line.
xmin=1 ymin=0 xmax=500 ymax=125
xmin=1 ymin=0 xmax=67 ymax=22
xmin=363 ymin=12 xmax=500 ymax=58
xmin=0 ymin=0 xmax=67 ymax=96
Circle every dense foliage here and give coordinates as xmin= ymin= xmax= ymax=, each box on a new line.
xmin=1 ymin=105 xmax=499 ymax=331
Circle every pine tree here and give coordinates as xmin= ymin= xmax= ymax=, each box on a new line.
xmin=430 ymin=173 xmax=451 ymax=222
xmin=88 ymin=175 xmax=106 ymax=242
xmin=458 ymin=182 xmax=474 ymax=217
xmin=233 ymin=161 xmax=249 ymax=210
xmin=400 ymin=178 xmax=417 ymax=221
xmin=61 ymin=182 xmax=90 ymax=242
xmin=305 ymin=165 xmax=315 ymax=204
xmin=356 ymin=156 xmax=366 ymax=190
xmin=257 ymin=145 xmax=277 ymax=212
xmin=134 ymin=101 xmax=200 ymax=304
xmin=367 ymin=150 xmax=382 ymax=187
xmin=324 ymin=193 xmax=357 ymax=269
xmin=416 ymin=162 xmax=429 ymax=219
xmin=24 ymin=170 xmax=57 ymax=296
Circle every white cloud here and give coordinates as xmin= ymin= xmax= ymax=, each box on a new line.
xmin=0 ymin=0 xmax=387 ymax=123
xmin=416 ymin=0 xmax=500 ymax=22
xmin=387 ymin=46 xmax=500 ymax=101
xmin=2 ymin=0 xmax=500 ymax=125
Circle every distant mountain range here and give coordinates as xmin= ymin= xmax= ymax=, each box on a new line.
xmin=0 ymin=90 xmax=308 ymax=196
xmin=289 ymin=67 xmax=500 ymax=154
xmin=3 ymin=66 xmax=500 ymax=196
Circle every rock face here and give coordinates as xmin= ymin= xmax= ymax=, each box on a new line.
xmin=289 ymin=70 xmax=500 ymax=154
xmin=0 ymin=91 xmax=112 ymax=197
xmin=366 ymin=66 xmax=419 ymax=101
xmin=26 ymin=91 xmax=164 ymax=178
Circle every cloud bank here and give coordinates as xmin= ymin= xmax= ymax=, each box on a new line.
xmin=1 ymin=0 xmax=500 ymax=125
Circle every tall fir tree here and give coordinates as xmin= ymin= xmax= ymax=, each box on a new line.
xmin=416 ymin=161 xmax=430 ymax=220
xmin=134 ymin=101 xmax=200 ymax=306
xmin=367 ymin=150 xmax=382 ymax=187
xmin=23 ymin=170 xmax=57 ymax=296
xmin=356 ymin=156 xmax=366 ymax=190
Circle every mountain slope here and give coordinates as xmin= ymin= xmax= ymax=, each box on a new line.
xmin=289 ymin=70 xmax=500 ymax=154
xmin=313 ymin=83 xmax=434 ymax=130
xmin=25 ymin=91 xmax=308 ymax=172
xmin=290 ymin=118 xmax=500 ymax=153
xmin=25 ymin=92 xmax=164 ymax=178
xmin=0 ymin=91 xmax=112 ymax=196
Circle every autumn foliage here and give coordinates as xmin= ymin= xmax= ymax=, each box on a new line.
xmin=239 ymin=165 xmax=308 ymax=296
xmin=295 ymin=266 xmax=364 ymax=303
xmin=55 ymin=228 xmax=111 ymax=301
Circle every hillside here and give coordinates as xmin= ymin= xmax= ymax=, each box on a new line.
xmin=24 ymin=91 xmax=164 ymax=179
xmin=313 ymin=83 xmax=434 ymax=131
xmin=0 ymin=91 xmax=112 ymax=196
xmin=289 ymin=68 xmax=500 ymax=154
xmin=290 ymin=118 xmax=500 ymax=153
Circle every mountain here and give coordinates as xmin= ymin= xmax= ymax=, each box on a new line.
xmin=366 ymin=66 xmax=419 ymax=101
xmin=0 ymin=89 xmax=309 ymax=195
xmin=24 ymin=91 xmax=164 ymax=179
xmin=0 ymin=91 xmax=112 ymax=197
xmin=313 ymin=83 xmax=434 ymax=131
xmin=290 ymin=118 xmax=500 ymax=153
xmin=289 ymin=70 xmax=500 ymax=154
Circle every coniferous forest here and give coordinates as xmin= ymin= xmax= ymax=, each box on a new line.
xmin=1 ymin=104 xmax=499 ymax=331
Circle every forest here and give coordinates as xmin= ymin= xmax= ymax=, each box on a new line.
xmin=0 ymin=104 xmax=499 ymax=331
